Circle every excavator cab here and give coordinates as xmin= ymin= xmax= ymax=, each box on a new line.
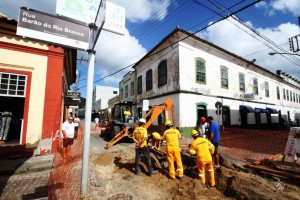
xmin=105 ymin=98 xmax=174 ymax=149
xmin=105 ymin=101 xmax=139 ymax=140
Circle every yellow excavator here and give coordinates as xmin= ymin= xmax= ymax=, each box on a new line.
xmin=105 ymin=98 xmax=174 ymax=149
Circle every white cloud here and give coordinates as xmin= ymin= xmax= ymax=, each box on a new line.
xmin=272 ymin=0 xmax=300 ymax=16
xmin=92 ymin=28 xmax=147 ymax=86
xmin=112 ymin=0 xmax=171 ymax=22
xmin=197 ymin=16 xmax=300 ymax=80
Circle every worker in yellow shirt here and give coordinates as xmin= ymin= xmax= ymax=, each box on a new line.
xmin=162 ymin=120 xmax=183 ymax=179
xmin=133 ymin=118 xmax=157 ymax=176
xmin=124 ymin=107 xmax=131 ymax=123
xmin=148 ymin=132 xmax=161 ymax=150
xmin=189 ymin=129 xmax=215 ymax=188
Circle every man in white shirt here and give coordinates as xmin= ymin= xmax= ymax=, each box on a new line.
xmin=198 ymin=117 xmax=209 ymax=139
xmin=62 ymin=116 xmax=75 ymax=160
xmin=94 ymin=117 xmax=99 ymax=130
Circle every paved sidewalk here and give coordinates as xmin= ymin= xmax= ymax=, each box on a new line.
xmin=0 ymin=153 xmax=53 ymax=200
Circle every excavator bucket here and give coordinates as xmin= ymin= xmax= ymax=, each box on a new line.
xmin=164 ymin=98 xmax=173 ymax=111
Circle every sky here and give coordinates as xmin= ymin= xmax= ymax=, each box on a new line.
xmin=1 ymin=0 xmax=300 ymax=98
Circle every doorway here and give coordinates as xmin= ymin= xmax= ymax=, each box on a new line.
xmin=196 ymin=104 xmax=207 ymax=127
xmin=0 ymin=96 xmax=25 ymax=144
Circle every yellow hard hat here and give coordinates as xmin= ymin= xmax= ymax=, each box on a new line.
xmin=165 ymin=120 xmax=172 ymax=126
xmin=190 ymin=129 xmax=198 ymax=136
xmin=152 ymin=132 xmax=160 ymax=140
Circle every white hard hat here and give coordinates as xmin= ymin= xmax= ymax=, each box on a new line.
xmin=139 ymin=118 xmax=146 ymax=124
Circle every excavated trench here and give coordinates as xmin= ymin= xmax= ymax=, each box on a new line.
xmin=91 ymin=146 xmax=300 ymax=200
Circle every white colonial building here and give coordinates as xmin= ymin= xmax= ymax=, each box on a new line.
xmin=133 ymin=28 xmax=300 ymax=136
xmin=93 ymin=85 xmax=119 ymax=112
xmin=119 ymin=71 xmax=136 ymax=102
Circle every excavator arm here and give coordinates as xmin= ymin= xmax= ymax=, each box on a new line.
xmin=143 ymin=97 xmax=174 ymax=129
xmin=105 ymin=98 xmax=174 ymax=149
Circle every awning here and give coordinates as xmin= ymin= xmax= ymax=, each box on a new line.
xmin=266 ymin=107 xmax=278 ymax=114
xmin=255 ymin=108 xmax=269 ymax=113
xmin=239 ymin=105 xmax=254 ymax=113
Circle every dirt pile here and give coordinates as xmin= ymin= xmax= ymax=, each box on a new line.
xmin=88 ymin=144 xmax=300 ymax=200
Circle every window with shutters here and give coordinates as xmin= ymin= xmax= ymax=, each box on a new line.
xmin=265 ymin=81 xmax=269 ymax=97
xmin=195 ymin=58 xmax=206 ymax=84
xmin=158 ymin=60 xmax=167 ymax=87
xmin=146 ymin=69 xmax=152 ymax=91
xmin=137 ymin=76 xmax=142 ymax=94
xmin=221 ymin=66 xmax=228 ymax=89
xmin=253 ymin=78 xmax=258 ymax=95
xmin=239 ymin=73 xmax=245 ymax=92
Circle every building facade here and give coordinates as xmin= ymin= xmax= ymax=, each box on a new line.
xmin=133 ymin=28 xmax=300 ymax=136
xmin=119 ymin=71 xmax=136 ymax=102
xmin=93 ymin=85 xmax=119 ymax=112
xmin=0 ymin=14 xmax=76 ymax=154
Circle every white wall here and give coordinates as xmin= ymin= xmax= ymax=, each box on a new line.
xmin=93 ymin=85 xmax=118 ymax=111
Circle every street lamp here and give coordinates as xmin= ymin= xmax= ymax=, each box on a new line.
xmin=269 ymin=52 xmax=300 ymax=56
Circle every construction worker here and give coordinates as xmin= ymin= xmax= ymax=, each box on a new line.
xmin=149 ymin=132 xmax=161 ymax=150
xmin=189 ymin=129 xmax=215 ymax=188
xmin=162 ymin=119 xmax=183 ymax=179
xmin=133 ymin=118 xmax=157 ymax=176
xmin=124 ymin=107 xmax=131 ymax=123
xmin=197 ymin=117 xmax=209 ymax=139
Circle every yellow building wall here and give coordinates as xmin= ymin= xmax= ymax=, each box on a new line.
xmin=0 ymin=34 xmax=48 ymax=147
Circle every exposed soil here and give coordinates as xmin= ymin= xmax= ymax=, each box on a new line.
xmin=88 ymin=141 xmax=300 ymax=200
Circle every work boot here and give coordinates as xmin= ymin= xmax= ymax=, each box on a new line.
xmin=149 ymin=170 xmax=158 ymax=176
xmin=135 ymin=169 xmax=141 ymax=175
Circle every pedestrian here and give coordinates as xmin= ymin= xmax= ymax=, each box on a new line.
xmin=189 ymin=129 xmax=215 ymax=188
xmin=94 ymin=117 xmax=99 ymax=130
xmin=0 ymin=111 xmax=12 ymax=141
xmin=124 ymin=107 xmax=131 ymax=123
xmin=162 ymin=119 xmax=183 ymax=179
xmin=61 ymin=116 xmax=75 ymax=160
xmin=133 ymin=118 xmax=157 ymax=176
xmin=207 ymin=116 xmax=220 ymax=168
xmin=73 ymin=114 xmax=80 ymax=139
xmin=197 ymin=117 xmax=209 ymax=139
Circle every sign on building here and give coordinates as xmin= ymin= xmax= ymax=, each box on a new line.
xmin=143 ymin=99 xmax=149 ymax=111
xmin=242 ymin=93 xmax=254 ymax=101
xmin=17 ymin=7 xmax=90 ymax=50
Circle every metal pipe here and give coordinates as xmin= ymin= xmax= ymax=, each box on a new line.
xmin=246 ymin=164 xmax=300 ymax=180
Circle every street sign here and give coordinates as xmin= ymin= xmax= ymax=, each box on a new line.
xmin=216 ymin=109 xmax=222 ymax=115
xmin=289 ymin=35 xmax=300 ymax=52
xmin=215 ymin=101 xmax=222 ymax=109
xmin=17 ymin=7 xmax=90 ymax=50
xmin=143 ymin=99 xmax=149 ymax=111
xmin=103 ymin=1 xmax=125 ymax=35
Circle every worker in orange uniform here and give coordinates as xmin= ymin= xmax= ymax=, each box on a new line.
xmin=133 ymin=118 xmax=157 ymax=176
xmin=189 ymin=129 xmax=215 ymax=188
xmin=162 ymin=120 xmax=183 ymax=179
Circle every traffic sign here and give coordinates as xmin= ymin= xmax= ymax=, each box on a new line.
xmin=215 ymin=101 xmax=223 ymax=109
xmin=216 ymin=110 xmax=222 ymax=115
